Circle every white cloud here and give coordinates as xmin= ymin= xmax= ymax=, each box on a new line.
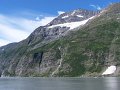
xmin=0 ymin=14 xmax=56 ymax=46
xmin=0 ymin=39 xmax=10 ymax=46
xmin=58 ymin=11 xmax=65 ymax=15
xmin=109 ymin=2 xmax=113 ymax=5
xmin=38 ymin=17 xmax=56 ymax=26
xmin=36 ymin=17 xmax=40 ymax=21
xmin=90 ymin=4 xmax=102 ymax=10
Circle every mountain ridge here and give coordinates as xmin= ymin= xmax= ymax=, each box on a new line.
xmin=0 ymin=3 xmax=120 ymax=77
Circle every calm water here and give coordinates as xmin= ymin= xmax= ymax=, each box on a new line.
xmin=0 ymin=77 xmax=120 ymax=90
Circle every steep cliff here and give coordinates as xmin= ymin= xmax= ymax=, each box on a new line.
xmin=0 ymin=3 xmax=120 ymax=77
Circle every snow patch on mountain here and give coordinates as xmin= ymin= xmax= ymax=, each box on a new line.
xmin=2 ymin=48 xmax=4 ymax=51
xmin=76 ymin=15 xmax=84 ymax=18
xmin=48 ymin=16 xmax=94 ymax=30
xmin=102 ymin=65 xmax=116 ymax=75
xmin=62 ymin=15 xmax=69 ymax=19
xmin=71 ymin=11 xmax=76 ymax=16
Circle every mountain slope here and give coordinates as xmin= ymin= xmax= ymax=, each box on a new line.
xmin=0 ymin=3 xmax=120 ymax=77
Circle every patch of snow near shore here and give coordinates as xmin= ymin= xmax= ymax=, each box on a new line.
xmin=48 ymin=16 xmax=94 ymax=30
xmin=102 ymin=65 xmax=116 ymax=75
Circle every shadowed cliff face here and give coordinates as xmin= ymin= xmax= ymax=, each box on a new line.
xmin=0 ymin=3 xmax=120 ymax=77
xmin=33 ymin=52 xmax=43 ymax=67
xmin=0 ymin=70 xmax=2 ymax=77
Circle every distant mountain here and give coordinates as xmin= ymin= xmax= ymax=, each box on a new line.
xmin=0 ymin=3 xmax=120 ymax=77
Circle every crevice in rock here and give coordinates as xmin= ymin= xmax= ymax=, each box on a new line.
xmin=51 ymin=47 xmax=64 ymax=76
xmin=0 ymin=70 xmax=2 ymax=77
xmin=106 ymin=36 xmax=118 ymax=65
xmin=33 ymin=51 xmax=43 ymax=68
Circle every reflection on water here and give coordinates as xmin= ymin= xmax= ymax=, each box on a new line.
xmin=104 ymin=77 xmax=118 ymax=90
xmin=0 ymin=77 xmax=120 ymax=90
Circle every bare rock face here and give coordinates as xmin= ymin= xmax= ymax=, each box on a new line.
xmin=47 ymin=9 xmax=99 ymax=26
xmin=0 ymin=3 xmax=120 ymax=77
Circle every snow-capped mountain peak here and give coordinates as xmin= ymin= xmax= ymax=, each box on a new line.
xmin=47 ymin=9 xmax=99 ymax=26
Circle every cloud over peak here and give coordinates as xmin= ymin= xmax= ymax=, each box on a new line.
xmin=0 ymin=13 xmax=56 ymax=46
xmin=58 ymin=11 xmax=65 ymax=15
xmin=90 ymin=4 xmax=102 ymax=10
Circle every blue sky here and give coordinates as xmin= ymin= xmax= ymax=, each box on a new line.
xmin=0 ymin=0 xmax=119 ymax=46
xmin=0 ymin=0 xmax=119 ymax=15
